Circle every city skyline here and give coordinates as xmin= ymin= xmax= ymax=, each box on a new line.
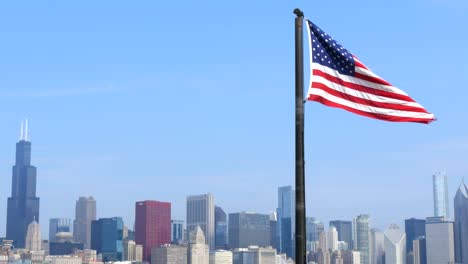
xmin=1 ymin=0 xmax=467 ymax=241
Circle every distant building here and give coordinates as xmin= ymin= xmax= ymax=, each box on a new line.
xmin=187 ymin=194 xmax=215 ymax=251
xmin=90 ymin=217 xmax=123 ymax=261
xmin=370 ymin=228 xmax=384 ymax=264
xmin=151 ymin=244 xmax=187 ymax=264
xmin=26 ymin=221 xmax=41 ymax=251
xmin=188 ymin=226 xmax=209 ymax=264
xmin=50 ymin=242 xmax=84 ymax=255
xmin=135 ymin=200 xmax=171 ymax=262
xmin=209 ymin=250 xmax=233 ymax=264
xmin=123 ymin=240 xmax=143 ymax=262
xmin=44 ymin=255 xmax=82 ymax=264
xmin=425 ymin=216 xmax=455 ymax=264
xmin=353 ymin=214 xmax=370 ymax=264
xmin=330 ymin=220 xmax=353 ymax=249
xmin=228 ymin=212 xmax=271 ymax=249
xmin=454 ymin=181 xmax=468 ymax=264
xmin=6 ymin=128 xmax=40 ymax=249
xmin=73 ymin=196 xmax=96 ymax=249
xmin=404 ymin=218 xmax=425 ymax=253
xmin=232 ymin=246 xmax=276 ymax=264
xmin=433 ymin=172 xmax=450 ymax=219
xmin=269 ymin=213 xmax=277 ymax=250
xmin=171 ymin=220 xmax=184 ymax=244
xmin=413 ymin=237 xmax=426 ymax=264
xmin=342 ymin=250 xmax=361 ymax=264
xmin=384 ymin=224 xmax=406 ymax=264
xmin=327 ymin=226 xmax=338 ymax=251
xmin=276 ymin=186 xmax=295 ymax=260
xmin=306 ymin=217 xmax=324 ymax=253
xmin=49 ymin=219 xmax=72 ymax=243
xmin=215 ymin=206 xmax=228 ymax=249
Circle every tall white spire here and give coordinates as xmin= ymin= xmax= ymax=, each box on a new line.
xmin=25 ymin=119 xmax=29 ymax=141
xmin=20 ymin=121 xmax=24 ymax=141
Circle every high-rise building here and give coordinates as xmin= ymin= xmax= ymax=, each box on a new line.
xmin=73 ymin=196 xmax=96 ymax=249
xmin=228 ymin=212 xmax=271 ymax=249
xmin=269 ymin=213 xmax=277 ymax=250
xmin=454 ymin=181 xmax=468 ymax=264
xmin=330 ymin=220 xmax=353 ymax=249
xmin=49 ymin=218 xmax=72 ymax=243
xmin=151 ymin=244 xmax=187 ymax=264
xmin=353 ymin=214 xmax=370 ymax=264
xmin=384 ymin=224 xmax=406 ymax=264
xmin=413 ymin=237 xmax=426 ymax=264
xmin=306 ymin=217 xmax=324 ymax=252
xmin=25 ymin=220 xmax=41 ymax=251
xmin=6 ymin=123 xmax=40 ymax=248
xmin=342 ymin=250 xmax=361 ymax=264
xmin=232 ymin=246 xmax=276 ymax=264
xmin=171 ymin=220 xmax=184 ymax=244
xmin=370 ymin=228 xmax=384 ymax=264
xmin=135 ymin=200 xmax=171 ymax=262
xmin=425 ymin=216 xmax=455 ymax=264
xmin=90 ymin=217 xmax=123 ymax=261
xmin=276 ymin=186 xmax=295 ymax=259
xmin=187 ymin=194 xmax=215 ymax=251
xmin=327 ymin=226 xmax=338 ymax=251
xmin=215 ymin=206 xmax=228 ymax=250
xmin=188 ymin=226 xmax=209 ymax=264
xmin=404 ymin=218 xmax=425 ymax=253
xmin=209 ymin=250 xmax=233 ymax=264
xmin=433 ymin=171 xmax=450 ymax=219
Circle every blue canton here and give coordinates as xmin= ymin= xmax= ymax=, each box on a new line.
xmin=307 ymin=20 xmax=355 ymax=76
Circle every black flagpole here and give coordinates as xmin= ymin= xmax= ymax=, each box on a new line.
xmin=293 ymin=8 xmax=306 ymax=264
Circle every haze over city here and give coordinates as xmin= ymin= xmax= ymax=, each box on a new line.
xmin=1 ymin=0 xmax=467 ymax=243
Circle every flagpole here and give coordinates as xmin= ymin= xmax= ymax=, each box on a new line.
xmin=293 ymin=8 xmax=306 ymax=264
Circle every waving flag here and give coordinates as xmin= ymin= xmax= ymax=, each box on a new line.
xmin=306 ymin=20 xmax=435 ymax=124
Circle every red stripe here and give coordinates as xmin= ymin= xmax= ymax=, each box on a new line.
xmin=307 ymin=94 xmax=434 ymax=124
xmin=313 ymin=69 xmax=415 ymax=102
xmin=354 ymin=72 xmax=392 ymax=86
xmin=311 ymin=82 xmax=429 ymax=113
xmin=354 ymin=60 xmax=368 ymax=70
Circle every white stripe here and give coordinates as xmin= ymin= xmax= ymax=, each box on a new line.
xmin=308 ymin=88 xmax=435 ymax=119
xmin=312 ymin=63 xmax=410 ymax=96
xmin=311 ymin=75 xmax=425 ymax=108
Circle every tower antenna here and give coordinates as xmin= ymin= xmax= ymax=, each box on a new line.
xmin=20 ymin=121 xmax=24 ymax=141
xmin=25 ymin=119 xmax=28 ymax=141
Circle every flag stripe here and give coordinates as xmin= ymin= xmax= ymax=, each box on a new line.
xmin=311 ymin=82 xmax=429 ymax=113
xmin=313 ymin=69 xmax=415 ymax=102
xmin=308 ymin=94 xmax=434 ymax=124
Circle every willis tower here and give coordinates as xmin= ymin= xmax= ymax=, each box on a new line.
xmin=6 ymin=120 xmax=40 ymax=248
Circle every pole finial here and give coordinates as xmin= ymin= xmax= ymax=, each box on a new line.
xmin=293 ymin=8 xmax=304 ymax=17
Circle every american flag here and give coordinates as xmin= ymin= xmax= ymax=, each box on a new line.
xmin=306 ymin=20 xmax=435 ymax=124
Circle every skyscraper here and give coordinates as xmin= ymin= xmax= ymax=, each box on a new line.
xmin=370 ymin=228 xmax=385 ymax=264
xmin=171 ymin=220 xmax=184 ymax=244
xmin=269 ymin=213 xmax=277 ymax=250
xmin=91 ymin=217 xmax=124 ymax=261
xmin=353 ymin=214 xmax=370 ymax=264
xmin=151 ymin=244 xmax=188 ymax=264
xmin=404 ymin=218 xmax=425 ymax=253
xmin=330 ymin=220 xmax=353 ymax=248
xmin=215 ymin=206 xmax=227 ymax=249
xmin=6 ymin=122 xmax=40 ymax=248
xmin=454 ymin=181 xmax=468 ymax=264
xmin=73 ymin=196 xmax=96 ymax=249
xmin=413 ymin=237 xmax=426 ymax=264
xmin=25 ymin=220 xmax=41 ymax=251
xmin=433 ymin=171 xmax=450 ymax=219
xmin=187 ymin=194 xmax=215 ymax=251
xmin=276 ymin=186 xmax=295 ymax=259
xmin=327 ymin=226 xmax=338 ymax=251
xmin=306 ymin=217 xmax=324 ymax=252
xmin=188 ymin=226 xmax=209 ymax=264
xmin=228 ymin=212 xmax=271 ymax=249
xmin=49 ymin=218 xmax=72 ymax=243
xmin=425 ymin=216 xmax=455 ymax=264
xmin=384 ymin=224 xmax=406 ymax=264
xmin=135 ymin=200 xmax=171 ymax=262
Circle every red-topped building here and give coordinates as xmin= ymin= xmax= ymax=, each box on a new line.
xmin=135 ymin=200 xmax=171 ymax=261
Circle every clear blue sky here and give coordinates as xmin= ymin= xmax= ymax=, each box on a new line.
xmin=1 ymin=0 xmax=467 ymax=237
